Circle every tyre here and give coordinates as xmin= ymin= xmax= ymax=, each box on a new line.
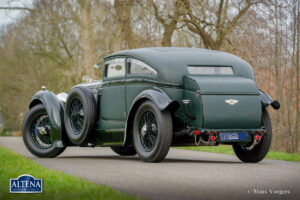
xmin=22 ymin=104 xmax=66 ymax=158
xmin=110 ymin=146 xmax=137 ymax=156
xmin=133 ymin=100 xmax=173 ymax=162
xmin=233 ymin=110 xmax=272 ymax=163
xmin=64 ymin=87 xmax=97 ymax=145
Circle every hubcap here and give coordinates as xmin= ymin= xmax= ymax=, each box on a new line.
xmin=138 ymin=110 xmax=158 ymax=152
xmin=29 ymin=113 xmax=52 ymax=149
xmin=69 ymin=97 xmax=85 ymax=134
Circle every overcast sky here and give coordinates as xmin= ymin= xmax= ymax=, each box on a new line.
xmin=0 ymin=0 xmax=33 ymax=30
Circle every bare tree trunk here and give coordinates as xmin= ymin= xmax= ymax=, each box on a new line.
xmin=78 ymin=0 xmax=96 ymax=79
xmin=295 ymin=0 xmax=300 ymax=153
xmin=114 ymin=0 xmax=136 ymax=49
xmin=287 ymin=2 xmax=297 ymax=153
xmin=161 ymin=23 xmax=176 ymax=46
xmin=274 ymin=2 xmax=281 ymax=151
xmin=150 ymin=0 xmax=182 ymax=47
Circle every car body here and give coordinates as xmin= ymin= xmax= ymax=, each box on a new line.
xmin=22 ymin=47 xmax=280 ymax=162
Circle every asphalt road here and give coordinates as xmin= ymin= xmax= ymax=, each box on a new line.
xmin=1 ymin=137 xmax=300 ymax=200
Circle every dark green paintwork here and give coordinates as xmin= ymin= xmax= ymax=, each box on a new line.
xmin=185 ymin=76 xmax=259 ymax=95
xmin=28 ymin=47 xmax=277 ymax=147
xmin=201 ymin=95 xmax=261 ymax=129
xmin=105 ymin=47 xmax=255 ymax=85
xmin=29 ymin=90 xmax=65 ymax=147
xmin=183 ymin=76 xmax=261 ymax=129
xmin=129 ymin=88 xmax=173 ymax=110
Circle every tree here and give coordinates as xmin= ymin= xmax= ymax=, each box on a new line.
xmin=294 ymin=0 xmax=300 ymax=153
xmin=181 ymin=0 xmax=257 ymax=50
xmin=150 ymin=0 xmax=183 ymax=46
xmin=114 ymin=0 xmax=137 ymax=50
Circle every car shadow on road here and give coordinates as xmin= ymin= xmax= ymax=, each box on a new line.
xmin=163 ymin=158 xmax=242 ymax=164
xmin=58 ymin=155 xmax=140 ymax=161
xmin=58 ymin=155 xmax=243 ymax=164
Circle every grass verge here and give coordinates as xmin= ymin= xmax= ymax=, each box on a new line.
xmin=0 ymin=146 xmax=137 ymax=200
xmin=177 ymin=146 xmax=300 ymax=162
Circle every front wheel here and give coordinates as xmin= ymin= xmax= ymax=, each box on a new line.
xmin=233 ymin=110 xmax=272 ymax=163
xmin=22 ymin=104 xmax=66 ymax=158
xmin=133 ymin=100 xmax=173 ymax=163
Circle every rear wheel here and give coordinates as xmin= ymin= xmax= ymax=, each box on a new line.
xmin=110 ymin=146 xmax=137 ymax=156
xmin=133 ymin=101 xmax=173 ymax=162
xmin=22 ymin=104 xmax=66 ymax=158
xmin=233 ymin=110 xmax=272 ymax=163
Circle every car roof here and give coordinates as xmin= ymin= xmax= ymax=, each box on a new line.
xmin=104 ymin=47 xmax=255 ymax=85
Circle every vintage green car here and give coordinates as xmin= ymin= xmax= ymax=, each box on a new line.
xmin=22 ymin=47 xmax=280 ymax=163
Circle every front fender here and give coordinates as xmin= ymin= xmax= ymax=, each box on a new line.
xmin=259 ymin=90 xmax=280 ymax=110
xmin=29 ymin=90 xmax=66 ymax=147
xmin=124 ymin=88 xmax=175 ymax=145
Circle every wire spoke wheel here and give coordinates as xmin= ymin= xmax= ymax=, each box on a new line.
xmin=138 ymin=110 xmax=158 ymax=152
xmin=22 ymin=104 xmax=66 ymax=158
xmin=68 ymin=97 xmax=85 ymax=134
xmin=64 ymin=86 xmax=97 ymax=145
xmin=29 ymin=112 xmax=52 ymax=149
xmin=133 ymin=101 xmax=173 ymax=162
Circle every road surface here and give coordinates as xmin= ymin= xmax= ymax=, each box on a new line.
xmin=1 ymin=137 xmax=299 ymax=200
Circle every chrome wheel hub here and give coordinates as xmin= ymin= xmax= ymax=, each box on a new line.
xmin=141 ymin=124 xmax=147 ymax=137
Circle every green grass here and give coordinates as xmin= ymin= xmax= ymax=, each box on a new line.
xmin=177 ymin=146 xmax=300 ymax=162
xmin=0 ymin=146 xmax=137 ymax=200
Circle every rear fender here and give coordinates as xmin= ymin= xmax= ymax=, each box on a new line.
xmin=123 ymin=88 xmax=175 ymax=145
xmin=259 ymin=90 xmax=280 ymax=110
xmin=29 ymin=90 xmax=66 ymax=147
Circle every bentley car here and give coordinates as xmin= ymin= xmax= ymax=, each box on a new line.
xmin=22 ymin=47 xmax=280 ymax=163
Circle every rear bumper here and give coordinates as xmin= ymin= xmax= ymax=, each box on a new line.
xmin=172 ymin=128 xmax=266 ymax=146
xmin=190 ymin=128 xmax=266 ymax=145
xmin=195 ymin=128 xmax=265 ymax=143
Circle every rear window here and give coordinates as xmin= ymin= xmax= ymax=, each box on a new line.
xmin=128 ymin=59 xmax=157 ymax=75
xmin=187 ymin=66 xmax=234 ymax=75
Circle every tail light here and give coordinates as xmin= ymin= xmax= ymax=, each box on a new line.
xmin=260 ymin=131 xmax=265 ymax=135
xmin=211 ymin=136 xmax=216 ymax=141
xmin=256 ymin=135 xmax=261 ymax=141
xmin=194 ymin=131 xmax=200 ymax=135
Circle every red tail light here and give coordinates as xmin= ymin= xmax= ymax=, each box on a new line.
xmin=256 ymin=135 xmax=261 ymax=141
xmin=211 ymin=136 xmax=216 ymax=141
xmin=194 ymin=131 xmax=200 ymax=135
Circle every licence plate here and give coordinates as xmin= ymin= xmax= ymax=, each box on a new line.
xmin=220 ymin=132 xmax=249 ymax=142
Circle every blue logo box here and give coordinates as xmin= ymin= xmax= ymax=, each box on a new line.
xmin=10 ymin=174 xmax=42 ymax=193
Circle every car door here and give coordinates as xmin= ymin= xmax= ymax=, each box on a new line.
xmin=99 ymin=58 xmax=127 ymax=131
xmin=125 ymin=58 xmax=158 ymax=111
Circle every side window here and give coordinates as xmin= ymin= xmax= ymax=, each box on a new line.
xmin=105 ymin=58 xmax=126 ymax=78
xmin=129 ymin=59 xmax=157 ymax=75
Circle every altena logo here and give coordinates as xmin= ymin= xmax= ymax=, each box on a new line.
xmin=10 ymin=174 xmax=42 ymax=193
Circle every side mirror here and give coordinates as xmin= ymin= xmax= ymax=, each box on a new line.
xmin=94 ymin=64 xmax=102 ymax=70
